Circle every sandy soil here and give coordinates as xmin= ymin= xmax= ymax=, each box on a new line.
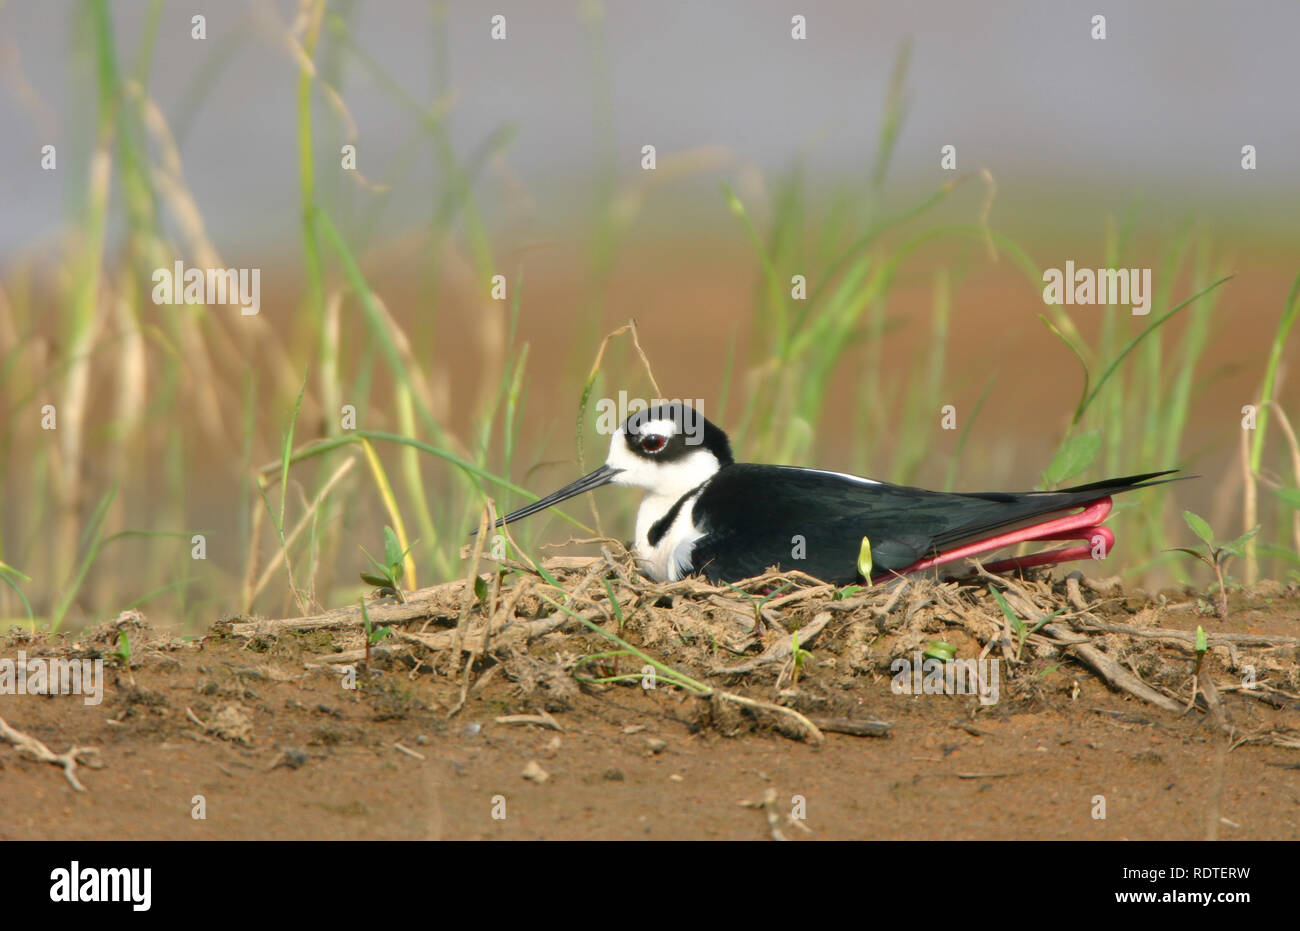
xmin=3 ymin=571 xmax=1298 ymax=841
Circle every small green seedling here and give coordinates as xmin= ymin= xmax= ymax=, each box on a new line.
xmin=990 ymin=586 xmax=1064 ymax=662
xmin=360 ymin=525 xmax=416 ymax=603
xmin=724 ymin=580 xmax=794 ymax=636
xmin=1192 ymin=625 xmax=1208 ymax=677
xmin=833 ymin=584 xmax=862 ymax=601
xmin=1169 ymin=512 xmax=1258 ymax=622
xmin=857 ymin=536 xmax=874 ymax=587
xmin=923 ymin=641 xmax=956 ymax=662
xmin=472 ymin=569 xmax=510 ymax=605
xmin=791 ymin=630 xmax=814 ymax=686
xmin=359 ymin=597 xmax=393 ymax=671
xmin=111 ymin=631 xmax=131 ymax=666
xmin=1185 ymin=624 xmax=1212 ymax=710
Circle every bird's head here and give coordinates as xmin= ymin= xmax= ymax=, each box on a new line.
xmin=490 ymin=403 xmax=732 ymax=529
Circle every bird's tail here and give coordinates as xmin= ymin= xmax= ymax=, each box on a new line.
xmin=1051 ymin=469 xmax=1184 ymax=498
xmin=894 ymin=469 xmax=1187 ymax=580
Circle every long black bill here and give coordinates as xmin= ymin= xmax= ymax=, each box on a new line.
xmin=473 ymin=464 xmax=621 ymax=534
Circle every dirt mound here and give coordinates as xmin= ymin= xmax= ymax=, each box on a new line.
xmin=3 ymin=554 xmax=1298 ymax=839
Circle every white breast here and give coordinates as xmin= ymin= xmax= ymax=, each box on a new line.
xmin=633 ymin=487 xmax=707 ymax=582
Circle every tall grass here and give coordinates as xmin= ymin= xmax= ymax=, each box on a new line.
xmin=0 ymin=7 xmax=1295 ymax=634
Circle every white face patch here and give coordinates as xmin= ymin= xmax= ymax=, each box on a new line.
xmin=639 ymin=418 xmax=679 ymax=438
xmin=605 ymin=428 xmax=722 ymax=498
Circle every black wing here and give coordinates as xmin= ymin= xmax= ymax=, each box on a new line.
xmin=687 ymin=464 xmax=1175 ymax=585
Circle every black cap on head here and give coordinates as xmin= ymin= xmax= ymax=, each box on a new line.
xmin=621 ymin=403 xmax=733 ymax=466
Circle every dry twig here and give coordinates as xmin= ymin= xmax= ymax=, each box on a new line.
xmin=0 ymin=715 xmax=102 ymax=792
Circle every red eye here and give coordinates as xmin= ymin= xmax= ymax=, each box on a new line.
xmin=641 ymin=435 xmax=666 ymax=453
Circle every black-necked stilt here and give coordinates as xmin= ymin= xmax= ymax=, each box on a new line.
xmin=491 ymin=403 xmax=1175 ymax=585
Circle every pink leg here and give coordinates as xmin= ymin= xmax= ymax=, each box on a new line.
xmin=881 ymin=497 xmax=1114 ymax=581
xmin=981 ymin=526 xmax=1113 ymax=573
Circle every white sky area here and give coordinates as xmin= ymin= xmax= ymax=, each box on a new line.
xmin=2 ymin=0 xmax=1297 ymax=257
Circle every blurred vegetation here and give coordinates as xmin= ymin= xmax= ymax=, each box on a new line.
xmin=0 ymin=0 xmax=1296 ymax=632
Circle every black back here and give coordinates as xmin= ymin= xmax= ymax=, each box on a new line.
xmin=687 ymin=464 xmax=1174 ymax=584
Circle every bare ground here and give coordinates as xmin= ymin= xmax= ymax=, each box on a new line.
xmin=3 ymin=558 xmax=1298 ymax=841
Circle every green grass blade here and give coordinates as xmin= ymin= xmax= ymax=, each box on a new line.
xmin=1073 ymin=275 xmax=1233 ymax=424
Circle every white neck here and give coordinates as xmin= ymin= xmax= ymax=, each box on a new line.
xmin=633 ymin=489 xmax=689 ymax=551
xmin=603 ymin=428 xmax=722 ymax=581
xmin=632 ymin=486 xmax=709 ymax=581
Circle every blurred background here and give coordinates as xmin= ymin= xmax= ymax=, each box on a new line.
xmin=0 ymin=0 xmax=1297 ymax=631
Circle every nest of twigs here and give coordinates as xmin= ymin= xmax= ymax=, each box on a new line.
xmin=227 ymin=540 xmax=1300 ymax=751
